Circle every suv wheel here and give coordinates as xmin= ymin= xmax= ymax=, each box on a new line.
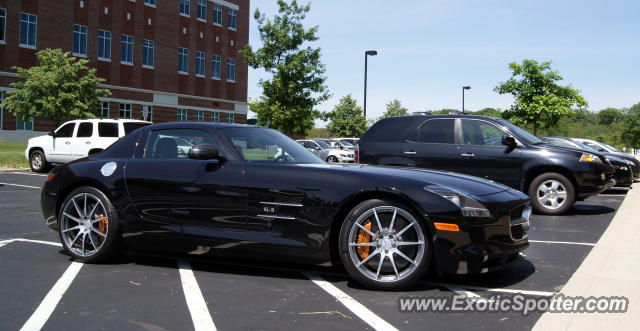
xmin=29 ymin=150 xmax=49 ymax=173
xmin=528 ymin=172 xmax=575 ymax=215
xmin=327 ymin=155 xmax=339 ymax=163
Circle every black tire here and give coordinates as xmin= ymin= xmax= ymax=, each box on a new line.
xmin=528 ymin=172 xmax=575 ymax=215
xmin=326 ymin=155 xmax=339 ymax=163
xmin=58 ymin=186 xmax=124 ymax=263
xmin=338 ymin=199 xmax=431 ymax=290
xmin=29 ymin=150 xmax=49 ymax=173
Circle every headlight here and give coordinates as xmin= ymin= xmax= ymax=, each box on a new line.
xmin=580 ymin=153 xmax=602 ymax=163
xmin=423 ymin=184 xmax=492 ymax=218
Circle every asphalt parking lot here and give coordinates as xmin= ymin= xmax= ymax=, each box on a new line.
xmin=0 ymin=170 xmax=629 ymax=330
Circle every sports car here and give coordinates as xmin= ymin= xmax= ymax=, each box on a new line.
xmin=41 ymin=122 xmax=531 ymax=290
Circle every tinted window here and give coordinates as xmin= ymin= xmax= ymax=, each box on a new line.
xmin=461 ymin=119 xmax=506 ymax=146
xmin=496 ymin=119 xmax=543 ymax=145
xmin=362 ymin=117 xmax=422 ymax=142
xmin=412 ymin=119 xmax=455 ymax=144
xmin=314 ymin=140 xmax=331 ymax=149
xmin=124 ymin=122 xmax=151 ymax=135
xmin=76 ymin=122 xmax=93 ymax=138
xmin=144 ymin=129 xmax=218 ymax=159
xmin=303 ymin=141 xmax=317 ymax=149
xmin=222 ymin=127 xmax=321 ymax=164
xmin=98 ymin=123 xmax=119 ymax=137
xmin=55 ymin=123 xmax=75 ymax=138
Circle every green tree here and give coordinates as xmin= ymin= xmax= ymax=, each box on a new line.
xmin=597 ymin=107 xmax=622 ymax=125
xmin=473 ymin=107 xmax=503 ymax=118
xmin=240 ymin=0 xmax=330 ymax=136
xmin=494 ymin=59 xmax=587 ymax=135
xmin=380 ymin=99 xmax=409 ymax=118
xmin=323 ymin=94 xmax=367 ymax=137
xmin=1 ymin=49 xmax=110 ymax=127
xmin=621 ymin=103 xmax=640 ymax=149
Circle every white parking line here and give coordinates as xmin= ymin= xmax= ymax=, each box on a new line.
xmin=0 ymin=182 xmax=41 ymax=190
xmin=7 ymin=172 xmax=48 ymax=177
xmin=303 ymin=272 xmax=398 ymax=331
xmin=528 ymin=240 xmax=596 ymax=247
xmin=178 ymin=259 xmax=217 ymax=331
xmin=20 ymin=262 xmax=83 ymax=331
xmin=425 ymin=281 xmax=555 ymax=297
xmin=13 ymin=238 xmax=63 ymax=247
xmin=445 ymin=286 xmax=493 ymax=302
xmin=0 ymin=239 xmax=15 ymax=248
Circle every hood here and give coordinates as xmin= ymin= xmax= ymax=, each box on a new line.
xmin=27 ymin=134 xmax=53 ymax=145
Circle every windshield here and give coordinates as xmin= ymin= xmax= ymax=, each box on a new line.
xmin=603 ymin=143 xmax=620 ymax=152
xmin=314 ymin=140 xmax=332 ymax=149
xmin=497 ymin=119 xmax=544 ymax=145
xmin=222 ymin=127 xmax=322 ymax=164
xmin=124 ymin=122 xmax=151 ymax=135
xmin=339 ymin=141 xmax=355 ymax=148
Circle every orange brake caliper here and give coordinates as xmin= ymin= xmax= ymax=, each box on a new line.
xmin=356 ymin=220 xmax=372 ymax=262
xmin=97 ymin=213 xmax=106 ymax=238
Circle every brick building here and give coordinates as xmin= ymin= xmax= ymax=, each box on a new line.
xmin=0 ymin=0 xmax=249 ymax=133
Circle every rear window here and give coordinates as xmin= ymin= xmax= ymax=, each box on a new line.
xmin=76 ymin=122 xmax=93 ymax=137
xmin=98 ymin=123 xmax=119 ymax=137
xmin=361 ymin=117 xmax=423 ymax=142
xmin=124 ymin=122 xmax=151 ymax=135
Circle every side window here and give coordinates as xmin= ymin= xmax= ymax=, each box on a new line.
xmin=77 ymin=122 xmax=93 ymax=138
xmin=55 ymin=123 xmax=76 ymax=138
xmin=98 ymin=123 xmax=119 ymax=137
xmin=304 ymin=141 xmax=315 ymax=149
xmin=144 ymin=129 xmax=218 ymax=159
xmin=410 ymin=119 xmax=455 ymax=144
xmin=461 ymin=120 xmax=506 ymax=146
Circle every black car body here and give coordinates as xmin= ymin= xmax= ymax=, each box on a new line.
xmin=41 ymin=122 xmax=530 ymax=289
xmin=570 ymin=138 xmax=640 ymax=180
xmin=358 ymin=115 xmax=615 ymax=214
xmin=542 ymin=136 xmax=633 ymax=187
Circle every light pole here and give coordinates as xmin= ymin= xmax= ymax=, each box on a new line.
xmin=462 ymin=86 xmax=471 ymax=114
xmin=364 ymin=50 xmax=377 ymax=118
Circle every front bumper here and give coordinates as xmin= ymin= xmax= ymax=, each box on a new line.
xmin=575 ymin=163 xmax=615 ymax=199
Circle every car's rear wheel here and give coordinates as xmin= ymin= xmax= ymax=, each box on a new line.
xmin=58 ymin=187 xmax=124 ymax=262
xmin=339 ymin=199 xmax=431 ymax=290
xmin=528 ymin=172 xmax=575 ymax=215
xmin=29 ymin=150 xmax=48 ymax=173
xmin=327 ymin=155 xmax=339 ymax=163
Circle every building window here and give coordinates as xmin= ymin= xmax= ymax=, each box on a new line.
xmin=0 ymin=8 xmax=6 ymax=44
xmin=180 ymin=0 xmax=190 ymax=16
xmin=119 ymin=103 xmax=132 ymax=119
xmin=211 ymin=55 xmax=221 ymax=79
xmin=228 ymin=9 xmax=237 ymax=30
xmin=226 ymin=113 xmax=234 ymax=123
xmin=196 ymin=51 xmax=205 ymax=77
xmin=226 ymin=58 xmax=235 ymax=82
xmin=211 ymin=112 xmax=219 ymax=122
xmin=17 ymin=118 xmax=34 ymax=130
xmin=100 ymin=101 xmax=109 ymax=117
xmin=197 ymin=0 xmax=206 ymax=21
xmin=142 ymin=40 xmax=154 ymax=68
xmin=177 ymin=109 xmax=187 ymax=121
xmin=121 ymin=35 xmax=134 ymax=64
xmin=194 ymin=110 xmax=204 ymax=121
xmin=178 ymin=48 xmax=189 ymax=74
xmin=212 ymin=4 xmax=222 ymax=26
xmin=19 ymin=13 xmax=37 ymax=48
xmin=72 ymin=24 xmax=87 ymax=56
xmin=97 ymin=30 xmax=111 ymax=60
xmin=142 ymin=106 xmax=153 ymax=122
xmin=144 ymin=0 xmax=156 ymax=7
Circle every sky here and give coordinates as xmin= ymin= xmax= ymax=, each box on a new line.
xmin=245 ymin=0 xmax=640 ymax=124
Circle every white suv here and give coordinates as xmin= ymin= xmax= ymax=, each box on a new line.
xmin=25 ymin=119 xmax=151 ymax=172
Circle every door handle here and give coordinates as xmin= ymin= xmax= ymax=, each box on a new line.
xmin=461 ymin=153 xmax=475 ymax=157
xmin=65 ymin=142 xmax=71 ymax=145
xmin=404 ymin=151 xmax=416 ymax=155
xmin=86 ymin=141 xmax=91 ymax=144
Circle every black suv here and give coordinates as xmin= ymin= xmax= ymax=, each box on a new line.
xmin=358 ymin=115 xmax=615 ymax=214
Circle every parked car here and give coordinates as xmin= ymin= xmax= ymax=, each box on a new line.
xmin=25 ymin=119 xmax=151 ymax=172
xmin=41 ymin=122 xmax=531 ymax=290
xmin=358 ymin=115 xmax=615 ymax=215
xmin=296 ymin=139 xmax=354 ymax=163
xmin=571 ymin=138 xmax=639 ymax=179
xmin=335 ymin=137 xmax=360 ymax=147
xmin=542 ymin=136 xmax=633 ymax=187
xmin=326 ymin=139 xmax=357 ymax=151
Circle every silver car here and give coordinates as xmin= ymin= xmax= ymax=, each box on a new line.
xmin=296 ymin=139 xmax=355 ymax=163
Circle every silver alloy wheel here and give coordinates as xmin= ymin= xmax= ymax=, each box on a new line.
xmin=60 ymin=192 xmax=108 ymax=257
xmin=327 ymin=156 xmax=339 ymax=163
xmin=537 ymin=179 xmax=568 ymax=210
xmin=31 ymin=153 xmax=42 ymax=170
xmin=347 ymin=206 xmax=425 ymax=283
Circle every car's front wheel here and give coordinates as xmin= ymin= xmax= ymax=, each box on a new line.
xmin=339 ymin=199 xmax=431 ymax=290
xmin=29 ymin=150 xmax=49 ymax=173
xmin=326 ymin=155 xmax=339 ymax=163
xmin=528 ymin=172 xmax=575 ymax=215
xmin=58 ymin=186 xmax=124 ymax=262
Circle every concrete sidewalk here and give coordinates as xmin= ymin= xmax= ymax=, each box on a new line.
xmin=533 ymin=186 xmax=640 ymax=330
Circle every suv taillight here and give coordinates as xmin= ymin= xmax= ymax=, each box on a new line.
xmin=354 ymin=150 xmax=359 ymax=164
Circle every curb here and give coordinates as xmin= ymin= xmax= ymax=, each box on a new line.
xmin=533 ymin=186 xmax=639 ymax=330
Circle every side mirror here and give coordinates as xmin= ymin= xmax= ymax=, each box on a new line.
xmin=48 ymin=131 xmax=56 ymax=137
xmin=314 ymin=146 xmax=321 ymax=151
xmin=188 ymin=143 xmax=222 ymax=161
xmin=502 ymin=136 xmax=517 ymax=149
xmin=338 ymin=145 xmax=344 ymax=150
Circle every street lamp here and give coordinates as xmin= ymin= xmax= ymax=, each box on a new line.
xmin=364 ymin=50 xmax=378 ymax=118
xmin=462 ymin=86 xmax=471 ymax=114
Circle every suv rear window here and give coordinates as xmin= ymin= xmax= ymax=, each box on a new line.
xmin=77 ymin=122 xmax=93 ymax=137
xmin=361 ymin=117 xmax=422 ymax=142
xmin=98 ymin=123 xmax=119 ymax=137
xmin=124 ymin=123 xmax=151 ymax=135
xmin=409 ymin=119 xmax=455 ymax=144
